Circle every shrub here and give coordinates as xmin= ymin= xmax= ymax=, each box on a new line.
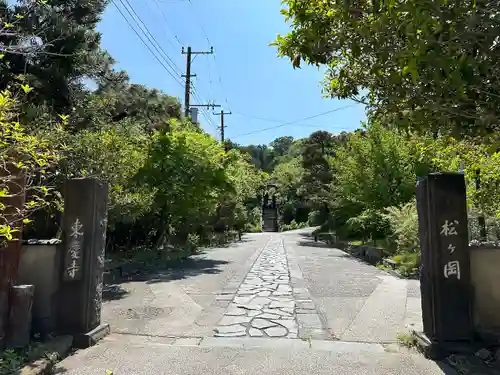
xmin=383 ymin=200 xmax=420 ymax=252
xmin=281 ymin=219 xmax=308 ymax=232
xmin=391 ymin=251 xmax=421 ymax=277
xmin=0 ymin=90 xmax=60 ymax=245
xmin=345 ymin=208 xmax=390 ymax=242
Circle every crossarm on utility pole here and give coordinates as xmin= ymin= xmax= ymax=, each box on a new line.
xmin=182 ymin=46 xmax=214 ymax=118
xmin=213 ymin=110 xmax=232 ymax=145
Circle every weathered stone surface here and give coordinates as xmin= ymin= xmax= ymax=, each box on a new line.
xmin=249 ymin=328 xmax=264 ymax=337
xmin=265 ymin=326 xmax=288 ymax=337
xmin=272 ymin=319 xmax=298 ymax=331
xmin=259 ymin=313 xmax=281 ymax=320
xmin=296 ymin=300 xmax=316 ymax=310
xmin=226 ymin=307 xmax=247 ymax=316
xmin=269 ymin=301 xmax=295 ymax=309
xmin=215 ymin=325 xmax=246 ymax=334
xmin=218 ymin=316 xmax=252 ymax=326
xmin=213 ymin=237 xmax=318 ymax=339
xmin=252 ymin=318 xmax=276 ymax=330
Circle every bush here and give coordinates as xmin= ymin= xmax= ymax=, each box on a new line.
xmin=345 ymin=209 xmax=390 ymax=242
xmin=245 ymin=206 xmax=262 ymax=232
xmin=281 ymin=219 xmax=308 ymax=232
xmin=391 ymin=251 xmax=421 ymax=277
xmin=0 ymin=90 xmax=60 ymax=244
xmin=383 ymin=200 xmax=420 ymax=252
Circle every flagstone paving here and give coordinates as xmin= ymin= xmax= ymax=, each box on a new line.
xmin=213 ymin=237 xmax=299 ymax=338
xmin=213 ymin=236 xmax=328 ymax=339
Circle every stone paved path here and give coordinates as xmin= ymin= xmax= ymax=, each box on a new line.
xmin=213 ymin=236 xmax=326 ymax=339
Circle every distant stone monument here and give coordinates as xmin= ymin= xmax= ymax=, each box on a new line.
xmin=415 ymin=172 xmax=473 ymax=358
xmin=57 ymin=178 xmax=110 ymax=348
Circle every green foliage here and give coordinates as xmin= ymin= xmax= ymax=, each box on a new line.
xmin=345 ymin=209 xmax=389 ymax=242
xmin=0 ymin=0 xmax=264 ymax=262
xmin=0 ymin=0 xmax=110 ymax=116
xmin=391 ymin=251 xmax=421 ymax=277
xmin=281 ymin=219 xmax=307 ymax=232
xmin=0 ymin=90 xmax=60 ymax=244
xmin=274 ymin=0 xmax=500 ymax=137
xmin=383 ymin=200 xmax=420 ymax=252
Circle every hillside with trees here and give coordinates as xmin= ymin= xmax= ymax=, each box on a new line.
xmin=0 ymin=0 xmax=264 ymax=265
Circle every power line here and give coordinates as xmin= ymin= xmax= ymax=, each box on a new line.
xmin=112 ymin=0 xmax=184 ymax=88
xmin=231 ymin=104 xmax=360 ymax=139
xmin=151 ymin=0 xmax=184 ymax=47
xmin=233 ymin=112 xmax=347 ymax=128
xmin=186 ymin=0 xmax=231 ymax=110
xmin=120 ymin=0 xmax=181 ymax=73
xmin=186 ymin=0 xmax=211 ymax=45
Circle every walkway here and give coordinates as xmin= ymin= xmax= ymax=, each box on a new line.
xmin=55 ymin=230 xmax=453 ymax=375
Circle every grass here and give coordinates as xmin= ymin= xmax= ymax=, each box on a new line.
xmin=0 ymin=342 xmax=58 ymax=375
xmin=397 ymin=332 xmax=418 ymax=349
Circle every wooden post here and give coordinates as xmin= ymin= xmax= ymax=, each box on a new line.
xmin=0 ymin=165 xmax=27 ymax=349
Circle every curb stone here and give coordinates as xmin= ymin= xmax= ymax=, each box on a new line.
xmin=9 ymin=335 xmax=73 ymax=375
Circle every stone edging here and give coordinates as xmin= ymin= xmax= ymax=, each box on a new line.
xmin=314 ymin=234 xmax=385 ymax=266
xmin=9 ymin=335 xmax=73 ymax=375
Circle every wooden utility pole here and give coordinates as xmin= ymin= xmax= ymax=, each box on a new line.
xmin=182 ymin=46 xmax=214 ymax=118
xmin=213 ymin=110 xmax=232 ymax=143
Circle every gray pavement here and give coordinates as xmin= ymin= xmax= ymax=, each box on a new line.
xmin=55 ymin=230 xmax=453 ymax=375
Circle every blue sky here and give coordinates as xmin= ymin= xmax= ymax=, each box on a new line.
xmin=97 ymin=0 xmax=367 ymax=145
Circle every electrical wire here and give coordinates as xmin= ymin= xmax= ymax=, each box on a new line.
xmin=151 ymin=0 xmax=184 ymax=47
xmin=186 ymin=0 xmax=231 ymax=110
xmin=111 ymin=0 xmax=184 ymax=88
xmin=119 ymin=0 xmax=181 ymax=73
xmin=231 ymin=103 xmax=360 ymax=139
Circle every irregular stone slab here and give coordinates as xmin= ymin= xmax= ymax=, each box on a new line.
xmin=259 ymin=313 xmax=281 ymax=320
xmin=269 ymin=301 xmax=295 ymax=309
xmin=249 ymin=328 xmax=264 ymax=337
xmin=280 ymin=307 xmax=295 ymax=314
xmin=226 ymin=307 xmax=247 ymax=316
xmin=272 ymin=319 xmax=298 ymax=330
xmin=257 ymin=291 xmax=271 ymax=297
xmin=218 ymin=316 xmax=252 ymax=326
xmin=252 ymin=318 xmax=277 ymax=330
xmin=237 ymin=304 xmax=262 ymax=311
xmin=265 ymin=325 xmax=288 ymax=337
xmin=234 ymin=295 xmax=254 ymax=304
xmin=213 ymin=237 xmax=307 ymax=339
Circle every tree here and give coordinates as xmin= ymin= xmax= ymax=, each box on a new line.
xmin=273 ymin=0 xmax=500 ymax=137
xmin=270 ymin=136 xmax=294 ymax=157
xmin=238 ymin=144 xmax=276 ymax=172
xmin=300 ymin=131 xmax=336 ymax=215
xmin=0 ymin=0 xmax=110 ymax=117
xmin=0 ymin=90 xmax=60 ymax=243
xmin=331 ymin=122 xmax=434 ymax=238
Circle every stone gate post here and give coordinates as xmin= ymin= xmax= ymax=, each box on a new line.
xmin=57 ymin=178 xmax=109 ymax=348
xmin=415 ymin=172 xmax=473 ymax=358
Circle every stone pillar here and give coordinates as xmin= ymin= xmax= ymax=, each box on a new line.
xmin=6 ymin=284 xmax=34 ymax=349
xmin=57 ymin=178 xmax=109 ymax=348
xmin=415 ymin=172 xmax=473 ymax=358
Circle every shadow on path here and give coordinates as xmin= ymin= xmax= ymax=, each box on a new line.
xmin=102 ymin=257 xmax=230 ymax=301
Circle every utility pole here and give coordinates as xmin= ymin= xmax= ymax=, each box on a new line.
xmin=182 ymin=46 xmax=214 ymax=117
xmin=213 ymin=110 xmax=232 ymax=143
